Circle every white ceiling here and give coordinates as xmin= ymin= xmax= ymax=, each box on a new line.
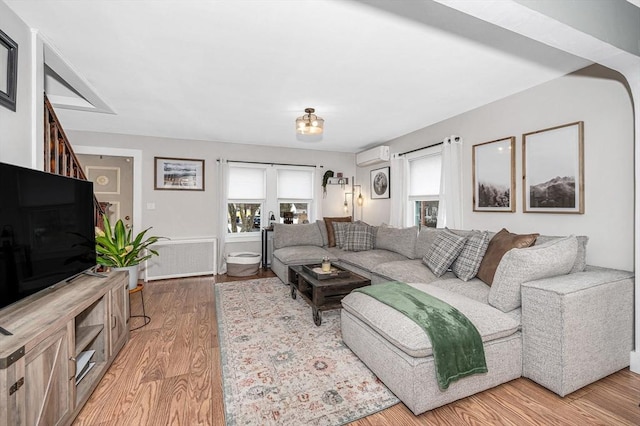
xmin=5 ymin=0 xmax=593 ymax=153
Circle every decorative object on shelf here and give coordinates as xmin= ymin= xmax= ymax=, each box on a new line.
xmin=523 ymin=121 xmax=584 ymax=214
xmin=0 ymin=28 xmax=18 ymax=112
xmin=472 ymin=136 xmax=516 ymax=212
xmin=268 ymin=211 xmax=276 ymax=229
xmin=322 ymin=169 xmax=334 ymax=198
xmin=154 ymin=157 xmax=205 ymax=191
xmin=95 ymin=214 xmax=166 ymax=289
xmin=296 ymin=107 xmax=324 ymax=135
xmin=370 ymin=166 xmax=390 ymax=199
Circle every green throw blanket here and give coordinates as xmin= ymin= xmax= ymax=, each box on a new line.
xmin=354 ymin=282 xmax=487 ymax=390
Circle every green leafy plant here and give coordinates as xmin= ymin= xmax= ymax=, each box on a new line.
xmin=95 ymin=214 xmax=165 ymax=267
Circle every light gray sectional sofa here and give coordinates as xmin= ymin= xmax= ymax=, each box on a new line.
xmin=270 ymin=221 xmax=634 ymax=415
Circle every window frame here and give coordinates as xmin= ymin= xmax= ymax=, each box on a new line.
xmin=406 ymin=145 xmax=442 ymax=228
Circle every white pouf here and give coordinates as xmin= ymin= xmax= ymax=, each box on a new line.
xmin=226 ymin=252 xmax=261 ymax=277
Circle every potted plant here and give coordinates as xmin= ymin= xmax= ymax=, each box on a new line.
xmin=95 ymin=214 xmax=165 ymax=290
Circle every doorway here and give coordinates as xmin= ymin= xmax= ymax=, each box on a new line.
xmin=77 ymin=153 xmax=134 ymax=229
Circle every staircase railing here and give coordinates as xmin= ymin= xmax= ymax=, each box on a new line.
xmin=44 ymin=94 xmax=105 ymax=227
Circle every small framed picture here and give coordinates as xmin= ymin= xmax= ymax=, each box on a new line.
xmin=472 ymin=137 xmax=515 ymax=212
xmin=523 ymin=121 xmax=584 ymax=213
xmin=370 ymin=166 xmax=390 ymax=199
xmin=154 ymin=157 xmax=205 ymax=191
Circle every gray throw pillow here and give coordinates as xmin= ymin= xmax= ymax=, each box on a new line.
xmin=375 ymin=225 xmax=419 ymax=259
xmin=422 ymin=230 xmax=467 ymax=277
xmin=451 ymin=231 xmax=490 ymax=281
xmin=488 ymin=235 xmax=578 ymax=312
xmin=535 ymin=234 xmax=589 ymax=273
xmin=343 ymin=223 xmax=375 ymax=252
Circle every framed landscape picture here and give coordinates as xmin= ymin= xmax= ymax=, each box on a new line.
xmin=472 ymin=137 xmax=515 ymax=212
xmin=370 ymin=166 xmax=390 ymax=199
xmin=523 ymin=121 xmax=584 ymax=213
xmin=154 ymin=157 xmax=205 ymax=191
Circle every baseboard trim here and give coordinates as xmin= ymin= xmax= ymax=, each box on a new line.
xmin=630 ymin=351 xmax=640 ymax=374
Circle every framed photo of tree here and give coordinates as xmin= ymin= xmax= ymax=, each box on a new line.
xmin=523 ymin=121 xmax=584 ymax=214
xmin=472 ymin=137 xmax=515 ymax=212
xmin=370 ymin=166 xmax=390 ymax=199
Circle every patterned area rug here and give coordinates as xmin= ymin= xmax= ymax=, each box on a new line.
xmin=215 ymin=277 xmax=399 ymax=425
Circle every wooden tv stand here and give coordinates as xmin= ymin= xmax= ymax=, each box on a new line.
xmin=0 ymin=271 xmax=130 ymax=426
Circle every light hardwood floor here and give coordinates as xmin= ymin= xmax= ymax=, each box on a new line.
xmin=73 ymin=272 xmax=640 ymax=425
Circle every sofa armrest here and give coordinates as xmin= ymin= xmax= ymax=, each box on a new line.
xmin=521 ymin=267 xmax=634 ymax=396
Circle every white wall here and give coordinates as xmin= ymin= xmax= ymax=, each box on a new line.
xmin=67 ymin=130 xmax=355 ymax=254
xmin=0 ymin=2 xmax=40 ymax=168
xmin=359 ymin=64 xmax=634 ymax=271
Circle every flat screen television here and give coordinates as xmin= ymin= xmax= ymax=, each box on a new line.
xmin=0 ymin=162 xmax=96 ymax=309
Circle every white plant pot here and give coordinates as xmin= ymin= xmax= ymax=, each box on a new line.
xmin=112 ymin=264 xmax=140 ymax=290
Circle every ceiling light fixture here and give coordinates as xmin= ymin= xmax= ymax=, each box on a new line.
xmin=296 ymin=107 xmax=324 ymax=135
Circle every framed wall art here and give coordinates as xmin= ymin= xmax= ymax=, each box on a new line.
xmin=472 ymin=136 xmax=515 ymax=212
xmin=370 ymin=166 xmax=390 ymax=199
xmin=0 ymin=28 xmax=18 ymax=111
xmin=523 ymin=121 xmax=584 ymax=214
xmin=154 ymin=157 xmax=205 ymax=191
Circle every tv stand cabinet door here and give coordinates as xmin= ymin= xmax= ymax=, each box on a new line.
xmin=24 ymin=322 xmax=73 ymax=426
xmin=109 ymin=277 xmax=129 ymax=356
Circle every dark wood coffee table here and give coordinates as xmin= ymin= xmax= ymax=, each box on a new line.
xmin=288 ymin=264 xmax=370 ymax=326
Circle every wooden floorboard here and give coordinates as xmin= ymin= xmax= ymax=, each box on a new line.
xmin=73 ymin=271 xmax=640 ymax=425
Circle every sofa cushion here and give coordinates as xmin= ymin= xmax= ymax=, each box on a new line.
xmin=535 ymin=235 xmax=588 ymax=273
xmin=324 ymin=216 xmax=352 ymax=247
xmin=477 ymin=228 xmax=539 ymax=285
xmin=273 ymin=246 xmax=335 ymax=264
xmin=316 ymin=220 xmax=329 ymax=247
xmin=375 ymin=225 xmax=419 ymax=259
xmin=428 ymin=278 xmax=491 ymax=304
xmin=273 ymin=222 xmax=323 ymax=250
xmin=423 ymin=230 xmax=467 ymax=277
xmin=415 ymin=227 xmax=440 ymax=258
xmin=372 ymin=259 xmax=453 ymax=285
xmin=341 ymin=284 xmax=520 ymax=358
xmin=343 ymin=223 xmax=375 ymax=252
xmin=339 ymin=249 xmax=407 ymax=272
xmin=451 ymin=231 xmax=490 ymax=281
xmin=488 ymin=235 xmax=578 ymax=312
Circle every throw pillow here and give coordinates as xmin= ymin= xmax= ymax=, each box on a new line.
xmin=324 ymin=216 xmax=352 ymax=247
xmin=422 ymin=230 xmax=467 ymax=277
xmin=534 ymin=235 xmax=589 ymax=273
xmin=343 ymin=223 xmax=375 ymax=251
xmin=333 ymin=221 xmax=351 ymax=249
xmin=375 ymin=225 xmax=419 ymax=259
xmin=488 ymin=235 xmax=578 ymax=312
xmin=476 ymin=228 xmax=539 ymax=285
xmin=316 ymin=220 xmax=329 ymax=247
xmin=451 ymin=231 xmax=490 ymax=281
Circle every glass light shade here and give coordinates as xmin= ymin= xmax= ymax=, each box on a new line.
xmin=357 ymin=193 xmax=364 ymax=206
xmin=296 ymin=108 xmax=324 ymax=135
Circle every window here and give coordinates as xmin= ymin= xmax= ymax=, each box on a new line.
xmin=226 ymin=164 xmax=315 ymax=240
xmin=277 ymin=169 xmax=313 ymax=224
xmin=227 ymin=166 xmax=265 ymax=235
xmin=408 ymin=150 xmax=441 ymax=228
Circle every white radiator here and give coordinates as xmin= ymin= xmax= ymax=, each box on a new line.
xmin=143 ymin=238 xmax=218 ymax=281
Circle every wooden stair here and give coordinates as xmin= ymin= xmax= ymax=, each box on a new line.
xmin=43 ymin=94 xmax=105 ymax=226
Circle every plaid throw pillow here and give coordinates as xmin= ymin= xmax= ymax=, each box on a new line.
xmin=451 ymin=231 xmax=490 ymax=281
xmin=343 ymin=223 xmax=374 ymax=251
xmin=333 ymin=222 xmax=351 ymax=248
xmin=423 ymin=230 xmax=467 ymax=276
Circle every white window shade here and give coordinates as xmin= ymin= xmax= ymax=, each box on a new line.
xmin=409 ymin=155 xmax=441 ymax=196
xmin=277 ymin=169 xmax=313 ymax=199
xmin=228 ymin=167 xmax=265 ymax=199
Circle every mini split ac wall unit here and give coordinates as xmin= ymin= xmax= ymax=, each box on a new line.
xmin=356 ymin=146 xmax=390 ymax=167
